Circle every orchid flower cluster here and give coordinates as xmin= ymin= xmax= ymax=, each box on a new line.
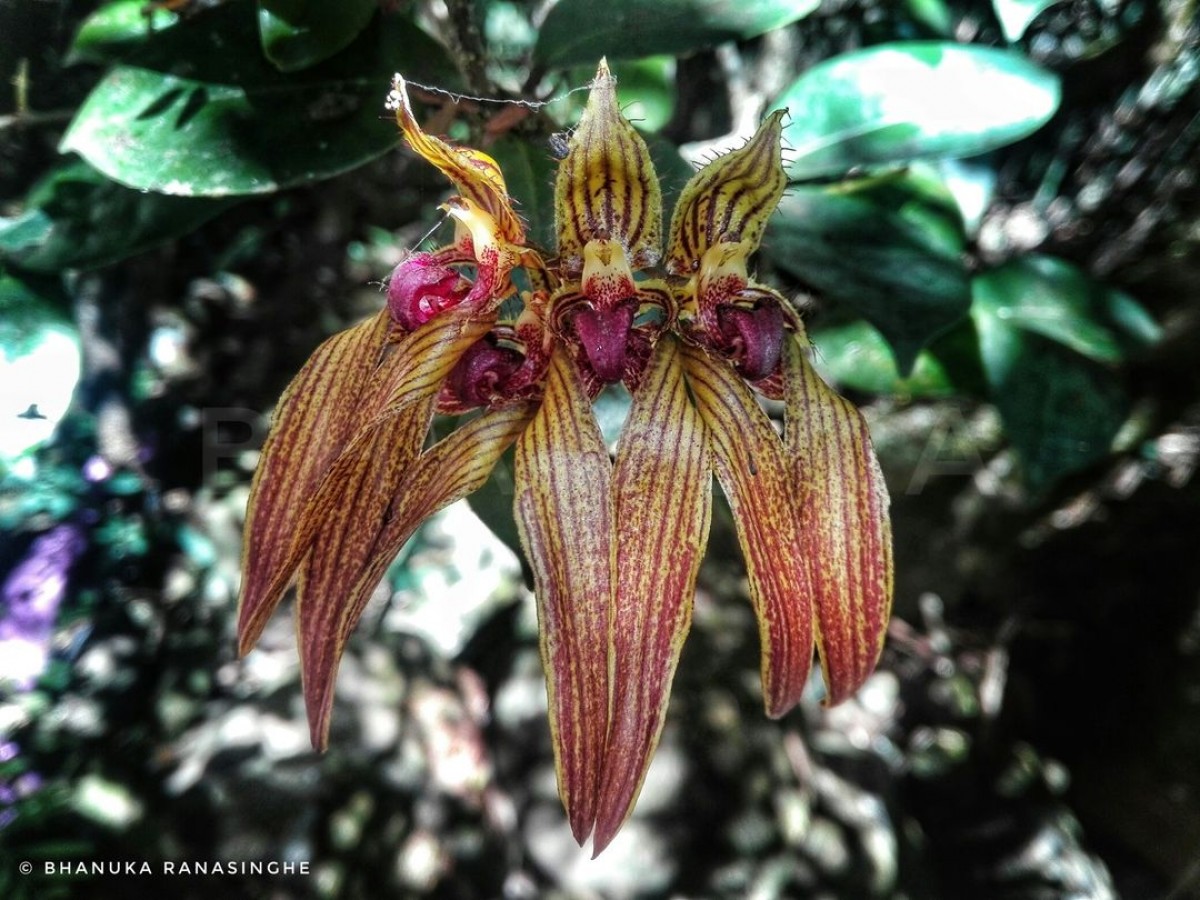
xmin=237 ymin=62 xmax=893 ymax=855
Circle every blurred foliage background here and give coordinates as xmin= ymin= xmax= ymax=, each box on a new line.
xmin=1 ymin=0 xmax=1199 ymax=897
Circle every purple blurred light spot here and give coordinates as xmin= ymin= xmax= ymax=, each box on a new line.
xmin=14 ymin=772 xmax=42 ymax=796
xmin=0 ymin=524 xmax=85 ymax=689
xmin=83 ymin=455 xmax=112 ymax=482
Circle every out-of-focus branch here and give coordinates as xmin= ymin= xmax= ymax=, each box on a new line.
xmin=441 ymin=0 xmax=492 ymax=98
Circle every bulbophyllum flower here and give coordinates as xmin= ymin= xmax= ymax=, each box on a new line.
xmin=237 ymin=61 xmax=893 ymax=856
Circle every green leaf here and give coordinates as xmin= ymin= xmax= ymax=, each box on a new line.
xmin=258 ymin=0 xmax=378 ymax=73
xmin=969 ymin=255 xmax=1156 ymax=488
xmin=765 ymin=175 xmax=971 ymax=373
xmin=992 ymin=0 xmax=1062 ymax=42
xmin=643 ymin=131 xmax=695 ymax=222
xmin=774 ymin=42 xmax=1061 ymax=179
xmin=467 ymin=447 xmax=525 ymax=565
xmin=972 ymin=256 xmax=1160 ymax=364
xmin=593 ymin=384 xmax=632 ymax=449
xmin=0 ymin=274 xmax=81 ymax=464
xmin=68 ymin=0 xmax=179 ymax=65
xmin=487 ymin=137 xmax=558 ymax=252
xmin=0 ymin=161 xmax=234 ymax=272
xmin=0 ymin=272 xmax=71 ymax=353
xmin=61 ymin=4 xmax=457 ymax=196
xmin=430 ymin=415 xmax=524 ymax=566
xmin=567 ymin=57 xmax=677 ymax=132
xmin=905 ymin=0 xmax=955 ymax=36
xmin=811 ymin=319 xmax=982 ymax=398
xmin=972 ymin=290 xmax=1129 ymax=490
xmin=936 ymin=157 xmax=996 ymax=235
xmin=534 ymin=0 xmax=819 ymax=67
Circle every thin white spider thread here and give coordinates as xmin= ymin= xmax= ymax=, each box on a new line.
xmin=412 ymin=209 xmax=453 ymax=250
xmin=395 ymin=78 xmax=593 ymax=110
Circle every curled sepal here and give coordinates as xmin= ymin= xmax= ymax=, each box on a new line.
xmin=440 ymin=333 xmax=526 ymax=412
xmin=389 ymin=74 xmax=525 ymax=246
xmin=237 ymin=310 xmax=391 ymax=656
xmin=555 ymin=59 xmax=662 ymax=275
xmin=593 ymin=336 xmax=711 ymax=855
xmin=514 ymin=347 xmax=615 ymax=844
xmin=681 ymin=344 xmax=815 ymax=717
xmin=387 ymin=252 xmax=471 ymax=331
xmin=783 ymin=338 xmax=893 ymax=706
xmin=300 ymin=403 xmax=535 ymax=750
xmin=666 ymin=110 xmax=787 ymax=276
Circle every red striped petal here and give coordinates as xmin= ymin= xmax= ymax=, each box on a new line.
xmin=681 ymin=344 xmax=815 ymax=717
xmin=554 ymin=59 xmax=663 ymax=275
xmin=237 ymin=311 xmax=391 ymax=655
xmin=374 ymin=308 xmax=497 ymax=416
xmin=593 ymin=336 xmax=711 ymax=854
xmin=783 ymin=338 xmax=893 ymax=706
xmin=514 ymin=347 xmax=615 ymax=844
xmin=274 ymin=310 xmax=494 ymax=748
xmin=292 ymin=395 xmax=432 ymax=749
xmin=665 ymin=111 xmax=787 ymax=277
xmin=240 ymin=309 xmax=496 ymax=659
xmin=299 ymin=403 xmax=535 ymax=749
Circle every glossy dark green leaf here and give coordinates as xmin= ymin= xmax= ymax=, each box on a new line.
xmin=258 ymin=0 xmax=378 ymax=73
xmin=534 ymin=0 xmax=818 ymax=67
xmin=487 ymin=137 xmax=558 ymax=252
xmin=643 ymin=132 xmax=695 ymax=222
xmin=973 ymin=293 xmax=1129 ymax=490
xmin=0 ymin=272 xmax=72 ymax=349
xmin=812 ymin=320 xmax=960 ymax=397
xmin=0 ymin=161 xmax=234 ymax=272
xmin=971 ymin=256 xmax=1160 ymax=364
xmin=765 ymin=175 xmax=971 ymax=374
xmin=970 ymin=256 xmax=1154 ymax=487
xmin=566 ymin=57 xmax=676 ymax=132
xmin=430 ymin=416 xmax=524 ymax=565
xmin=774 ymin=42 xmax=1061 ymax=179
xmin=61 ymin=4 xmax=457 ymax=196
xmin=67 ymin=0 xmax=179 ymax=65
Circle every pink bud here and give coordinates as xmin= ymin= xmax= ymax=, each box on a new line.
xmin=386 ymin=253 xmax=470 ymax=331
xmin=573 ymin=301 xmax=636 ymax=384
xmin=717 ymin=302 xmax=784 ymax=381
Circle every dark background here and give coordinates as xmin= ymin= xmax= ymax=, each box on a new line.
xmin=1 ymin=0 xmax=1198 ymax=897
